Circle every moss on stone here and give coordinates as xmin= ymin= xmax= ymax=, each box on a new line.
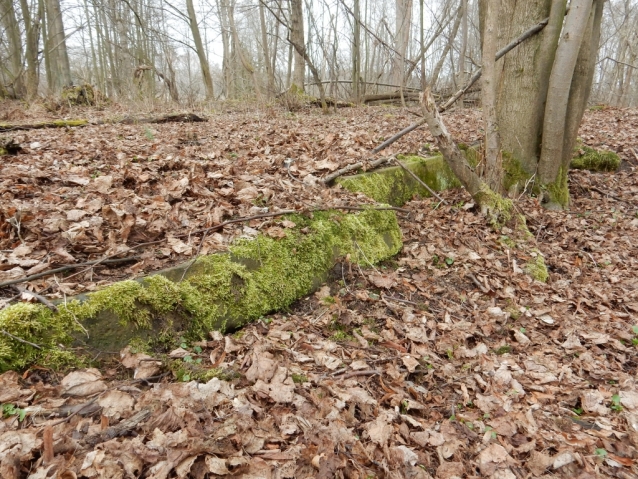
xmin=457 ymin=143 xmax=481 ymax=168
xmin=525 ymin=251 xmax=549 ymax=283
xmin=571 ymin=146 xmax=621 ymax=172
xmin=337 ymin=155 xmax=460 ymax=206
xmin=0 ymin=303 xmax=85 ymax=372
xmin=0 ymin=209 xmax=401 ymax=371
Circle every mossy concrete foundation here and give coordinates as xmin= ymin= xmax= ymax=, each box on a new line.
xmin=0 ymin=209 xmax=401 ymax=370
xmin=336 ymin=155 xmax=460 ymax=206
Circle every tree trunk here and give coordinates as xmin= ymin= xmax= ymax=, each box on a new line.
xmin=393 ymin=0 xmax=412 ymax=91
xmin=259 ymin=1 xmax=275 ymax=96
xmin=1 ymin=0 xmax=25 ymax=97
xmin=290 ymin=0 xmax=305 ymax=90
xmin=45 ymin=0 xmax=72 ymax=92
xmin=538 ymin=0 xmax=593 ymax=208
xmin=352 ymin=0 xmax=361 ymax=102
xmin=19 ymin=0 xmax=40 ymax=99
xmin=482 ymin=0 xmax=502 ymax=191
xmin=227 ymin=0 xmax=262 ymax=101
xmin=186 ymin=0 xmax=215 ymax=100
xmin=484 ymin=0 xmax=564 ymax=175
xmin=459 ymin=0 xmax=468 ymax=88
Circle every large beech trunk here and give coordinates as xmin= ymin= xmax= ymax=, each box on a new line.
xmin=480 ymin=0 xmax=604 ymax=209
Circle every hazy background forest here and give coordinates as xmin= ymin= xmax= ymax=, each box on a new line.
xmin=1 ymin=0 xmax=637 ymax=108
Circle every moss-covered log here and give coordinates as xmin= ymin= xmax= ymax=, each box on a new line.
xmin=0 ymin=209 xmax=401 ymax=371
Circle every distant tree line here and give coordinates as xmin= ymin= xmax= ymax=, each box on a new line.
xmin=0 ymin=0 xmax=635 ymax=107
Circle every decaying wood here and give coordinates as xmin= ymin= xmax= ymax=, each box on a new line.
xmin=83 ymin=408 xmax=152 ymax=447
xmin=363 ymin=92 xmax=421 ymax=104
xmin=419 ymin=88 xmax=483 ymax=198
xmin=0 ymin=113 xmax=207 ymax=132
xmin=309 ymin=98 xmax=354 ymax=108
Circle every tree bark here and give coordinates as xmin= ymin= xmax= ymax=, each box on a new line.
xmin=0 ymin=0 xmax=25 ymax=97
xmin=19 ymin=0 xmax=41 ymax=99
xmin=393 ymin=0 xmax=412 ymax=93
xmin=186 ymin=0 xmax=215 ymax=100
xmin=538 ymin=0 xmax=593 ymax=206
xmin=259 ymin=0 xmax=275 ymax=96
xmin=485 ymin=0 xmax=564 ymax=175
xmin=290 ymin=0 xmax=305 ymax=90
xmin=482 ymin=0 xmax=503 ymax=191
xmin=352 ymin=0 xmax=361 ymax=102
xmin=45 ymin=0 xmax=73 ymax=92
xmin=559 ymin=1 xmax=604 ymax=168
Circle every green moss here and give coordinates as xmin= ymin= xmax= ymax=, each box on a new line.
xmin=474 ymin=184 xmax=513 ymax=228
xmin=51 ymin=120 xmax=88 ymax=128
xmin=544 ymin=166 xmax=570 ymax=210
xmin=503 ymin=152 xmax=534 ymax=194
xmin=525 ymin=251 xmax=549 ymax=283
xmin=0 ymin=303 xmax=85 ymax=372
xmin=292 ymin=373 xmax=308 ymax=384
xmin=457 ymin=143 xmax=481 ymax=168
xmin=571 ymin=146 xmax=621 ymax=172
xmin=0 ymin=209 xmax=401 ymax=371
xmin=337 ymin=155 xmax=460 ymax=206
xmin=0 ymin=148 xmax=6 ymax=156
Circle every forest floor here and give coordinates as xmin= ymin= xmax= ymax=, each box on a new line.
xmin=1 ymin=101 xmax=638 ymax=478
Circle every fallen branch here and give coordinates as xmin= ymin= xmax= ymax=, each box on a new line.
xmin=393 ymin=157 xmax=447 ymax=204
xmin=84 ymin=407 xmax=152 ymax=447
xmin=0 ymin=256 xmax=141 ymax=289
xmin=322 ymin=156 xmax=394 ymax=184
xmin=372 ymin=15 xmax=551 ymax=155
xmin=12 ymin=285 xmax=58 ymax=311
xmin=0 ymin=113 xmax=207 ymax=132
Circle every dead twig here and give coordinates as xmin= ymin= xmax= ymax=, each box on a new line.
xmin=0 ymin=256 xmax=141 ymax=289
xmin=381 ymin=294 xmax=418 ymax=306
xmin=322 ymin=156 xmax=394 ymax=184
xmin=336 ymin=370 xmax=381 ymax=380
xmin=466 ymin=273 xmax=490 ymax=293
xmin=0 ymin=329 xmax=42 ymax=349
xmin=12 ymin=285 xmax=58 ymax=312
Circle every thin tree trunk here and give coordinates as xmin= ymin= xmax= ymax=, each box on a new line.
xmin=1 ymin=0 xmax=25 ymax=97
xmin=19 ymin=0 xmax=40 ymax=99
xmin=290 ymin=0 xmax=305 ymax=90
xmin=538 ymin=0 xmax=593 ymax=203
xmin=430 ymin=7 xmax=462 ymax=88
xmin=459 ymin=0 xmax=468 ymax=89
xmin=259 ymin=1 xmax=275 ymax=96
xmin=227 ymin=0 xmax=262 ymax=101
xmin=352 ymin=0 xmax=361 ymax=102
xmin=186 ymin=0 xmax=214 ymax=100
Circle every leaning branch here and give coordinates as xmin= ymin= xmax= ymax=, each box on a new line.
xmin=372 ymin=15 xmax=551 ymax=155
